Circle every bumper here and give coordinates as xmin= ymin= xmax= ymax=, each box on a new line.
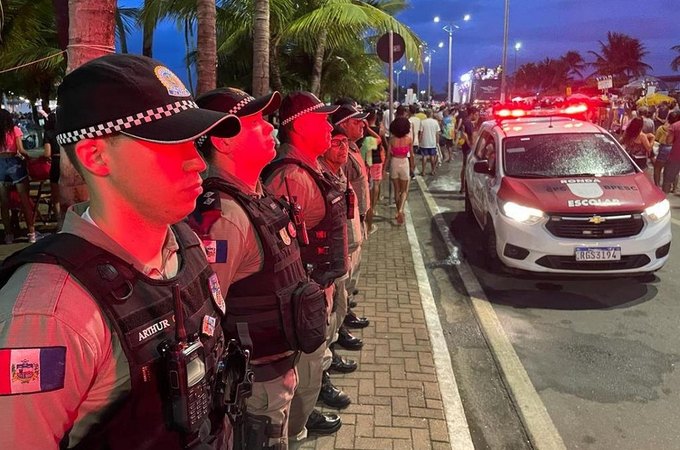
xmin=493 ymin=212 xmax=672 ymax=274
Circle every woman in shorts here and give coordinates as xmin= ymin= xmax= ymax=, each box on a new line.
xmin=387 ymin=117 xmax=414 ymax=225
xmin=0 ymin=109 xmax=36 ymax=244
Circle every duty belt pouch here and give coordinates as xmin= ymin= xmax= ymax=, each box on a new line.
xmin=290 ymin=281 xmax=327 ymax=354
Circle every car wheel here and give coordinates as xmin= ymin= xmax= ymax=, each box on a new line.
xmin=484 ymin=218 xmax=501 ymax=271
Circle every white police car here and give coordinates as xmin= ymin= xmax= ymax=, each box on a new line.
xmin=464 ymin=104 xmax=672 ymax=275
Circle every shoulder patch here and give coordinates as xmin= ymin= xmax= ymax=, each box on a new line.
xmin=203 ymin=240 xmax=228 ymax=264
xmin=0 ymin=347 xmax=66 ymax=395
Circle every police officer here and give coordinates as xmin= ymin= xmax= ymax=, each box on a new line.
xmin=0 ymin=54 xmax=242 ymax=449
xmin=262 ymin=92 xmax=350 ymax=441
xmin=189 ymin=88 xmax=327 ymax=450
xmin=331 ymin=103 xmax=371 ymax=349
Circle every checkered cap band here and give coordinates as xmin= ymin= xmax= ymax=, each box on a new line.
xmin=56 ymin=100 xmax=198 ymax=145
xmin=281 ymin=103 xmax=326 ymax=126
xmin=228 ymin=95 xmax=256 ymax=115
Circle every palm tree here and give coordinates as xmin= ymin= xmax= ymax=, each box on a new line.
xmin=672 ymin=45 xmax=680 ymax=72
xmin=561 ymin=50 xmax=586 ymax=80
xmin=589 ymin=32 xmax=651 ymax=83
xmin=286 ymin=0 xmax=422 ymax=96
xmin=252 ymin=0 xmax=270 ymax=96
xmin=196 ymin=0 xmax=217 ymax=95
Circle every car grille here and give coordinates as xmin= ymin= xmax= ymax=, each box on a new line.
xmin=545 ymin=213 xmax=644 ymax=239
xmin=535 ymin=254 xmax=650 ymax=271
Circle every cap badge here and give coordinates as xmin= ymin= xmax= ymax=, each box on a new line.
xmin=154 ymin=66 xmax=190 ymax=97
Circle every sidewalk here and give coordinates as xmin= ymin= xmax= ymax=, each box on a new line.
xmin=296 ymin=208 xmax=452 ymax=450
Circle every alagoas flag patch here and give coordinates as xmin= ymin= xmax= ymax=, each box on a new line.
xmin=203 ymin=240 xmax=228 ymax=264
xmin=0 ymin=347 xmax=66 ymax=395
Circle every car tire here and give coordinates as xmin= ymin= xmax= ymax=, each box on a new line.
xmin=484 ymin=218 xmax=501 ymax=272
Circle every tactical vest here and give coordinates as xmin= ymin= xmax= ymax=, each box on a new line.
xmin=0 ymin=223 xmax=228 ymax=450
xmin=188 ymin=178 xmax=326 ymax=365
xmin=265 ymin=158 xmax=348 ymax=288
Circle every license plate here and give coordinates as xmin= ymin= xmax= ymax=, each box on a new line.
xmin=574 ymin=247 xmax=621 ymax=261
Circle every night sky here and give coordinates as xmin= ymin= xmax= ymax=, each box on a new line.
xmin=118 ymin=0 xmax=678 ymax=93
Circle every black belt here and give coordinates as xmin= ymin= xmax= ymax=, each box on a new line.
xmin=250 ymin=352 xmax=299 ymax=382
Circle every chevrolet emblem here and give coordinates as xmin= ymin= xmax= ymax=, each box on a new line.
xmin=589 ymin=216 xmax=606 ymax=224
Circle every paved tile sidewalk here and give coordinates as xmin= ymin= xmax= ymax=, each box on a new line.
xmin=296 ymin=211 xmax=451 ymax=450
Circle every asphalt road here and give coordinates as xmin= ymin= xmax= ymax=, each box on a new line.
xmin=406 ymin=154 xmax=680 ymax=449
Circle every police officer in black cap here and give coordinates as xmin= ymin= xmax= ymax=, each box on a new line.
xmin=0 ymin=54 xmax=244 ymax=449
xmin=189 ymin=88 xmax=327 ymax=450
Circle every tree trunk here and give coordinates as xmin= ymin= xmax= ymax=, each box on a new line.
xmin=196 ymin=0 xmax=217 ymax=96
xmin=142 ymin=21 xmax=154 ymax=57
xmin=269 ymin=37 xmax=283 ymax=93
xmin=60 ymin=0 xmax=116 ymax=221
xmin=52 ymin=0 xmax=69 ymax=52
xmin=309 ymin=28 xmax=327 ymax=96
xmin=251 ymin=0 xmax=270 ymax=96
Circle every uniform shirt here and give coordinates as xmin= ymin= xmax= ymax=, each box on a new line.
xmin=344 ymin=143 xmax=370 ymax=217
xmin=264 ymin=143 xmax=326 ymax=229
xmin=0 ymin=203 xmax=182 ymax=448
xmin=264 ymin=142 xmax=334 ymax=317
xmin=204 ymin=166 xmax=297 ymax=365
xmin=319 ymin=158 xmax=361 ymax=252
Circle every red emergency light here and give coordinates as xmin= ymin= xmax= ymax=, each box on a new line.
xmin=492 ymin=102 xmax=588 ymax=121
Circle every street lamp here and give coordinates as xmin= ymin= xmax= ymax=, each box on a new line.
xmin=514 ymin=41 xmax=522 ymax=73
xmin=424 ymin=49 xmax=435 ymax=102
xmin=394 ymin=65 xmax=406 ymax=102
xmin=434 ymin=14 xmax=470 ymax=104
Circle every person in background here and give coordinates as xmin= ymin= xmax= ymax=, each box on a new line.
xmin=0 ymin=108 xmax=36 ymax=244
xmin=387 ymin=116 xmax=414 ymax=225
xmin=361 ymin=110 xmax=385 ymax=235
xmin=459 ymin=107 xmax=478 ymax=194
xmin=42 ymin=112 xmax=62 ymax=223
xmin=653 ymin=118 xmax=672 ymax=187
xmin=663 ymin=111 xmax=680 ymax=193
xmin=621 ymin=117 xmax=654 ymax=172
xmin=418 ymin=109 xmax=440 ymax=176
xmin=440 ymin=108 xmax=455 ymax=163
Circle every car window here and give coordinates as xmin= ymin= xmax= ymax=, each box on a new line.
xmin=474 ymin=132 xmax=490 ymax=159
xmin=502 ymin=133 xmax=635 ymax=178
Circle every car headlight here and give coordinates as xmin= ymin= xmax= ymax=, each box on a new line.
xmin=499 ymin=200 xmax=545 ymax=224
xmin=644 ymin=199 xmax=670 ymax=222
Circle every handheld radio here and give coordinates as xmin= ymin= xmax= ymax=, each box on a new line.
xmin=159 ymin=284 xmax=211 ymax=434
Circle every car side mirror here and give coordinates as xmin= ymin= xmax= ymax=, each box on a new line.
xmin=473 ymin=160 xmax=493 ymax=175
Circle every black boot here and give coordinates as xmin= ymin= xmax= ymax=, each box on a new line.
xmin=318 ymin=371 xmax=351 ymax=409
xmin=329 ymin=345 xmax=358 ymax=373
xmin=305 ymin=409 xmax=342 ymax=435
xmin=344 ymin=309 xmax=370 ymax=329
xmin=336 ymin=326 xmax=363 ymax=350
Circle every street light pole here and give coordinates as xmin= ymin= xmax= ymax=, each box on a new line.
xmin=513 ymin=41 xmax=521 ymax=73
xmin=435 ymin=15 xmax=470 ymax=105
xmin=500 ymin=0 xmax=510 ymax=102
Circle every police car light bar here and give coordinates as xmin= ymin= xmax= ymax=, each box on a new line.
xmin=493 ymin=103 xmax=588 ymax=121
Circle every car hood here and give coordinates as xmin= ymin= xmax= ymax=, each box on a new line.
xmin=497 ymin=174 xmax=666 ymax=214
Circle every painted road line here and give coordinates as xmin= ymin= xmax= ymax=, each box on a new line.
xmin=415 ymin=176 xmax=567 ymax=450
xmin=403 ymin=204 xmax=474 ymax=450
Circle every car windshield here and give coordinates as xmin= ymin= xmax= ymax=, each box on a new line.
xmin=502 ymin=133 xmax=635 ymax=178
